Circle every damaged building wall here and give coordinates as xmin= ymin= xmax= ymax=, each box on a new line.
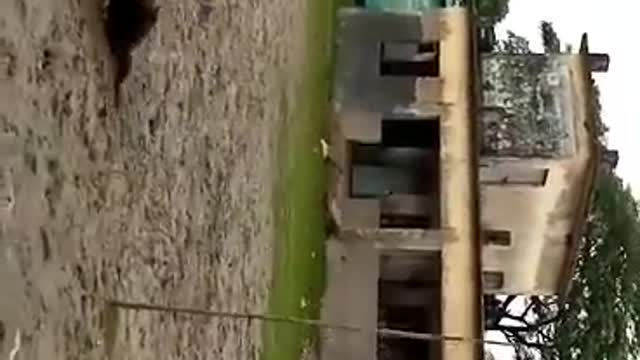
xmin=480 ymin=54 xmax=576 ymax=158
xmin=479 ymin=55 xmax=598 ymax=295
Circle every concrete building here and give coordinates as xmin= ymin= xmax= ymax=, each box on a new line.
xmin=479 ymin=51 xmax=600 ymax=296
xmin=323 ymin=6 xmax=482 ymax=360
xmin=321 ymin=5 xmax=602 ymax=360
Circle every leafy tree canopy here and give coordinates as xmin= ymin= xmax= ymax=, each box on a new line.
xmin=477 ymin=0 xmax=510 ymax=24
xmin=540 ymin=21 xmax=561 ymax=53
xmin=496 ymin=30 xmax=531 ymax=54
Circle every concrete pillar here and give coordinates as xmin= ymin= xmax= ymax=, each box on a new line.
xmin=341 ymin=227 xmax=454 ymax=252
xmin=588 ymin=53 xmax=609 ymax=73
xmin=340 ymin=198 xmax=380 ymax=229
xmin=437 ymin=8 xmax=483 ymax=360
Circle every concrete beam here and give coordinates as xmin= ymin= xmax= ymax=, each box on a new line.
xmin=384 ymin=104 xmax=444 ymax=120
xmin=380 ymin=194 xmax=439 ymax=218
xmin=415 ymin=77 xmax=444 ymax=104
xmin=338 ymin=107 xmax=382 ymax=143
xmin=376 ymin=229 xmax=450 ymax=251
xmin=341 ymin=228 xmax=455 ymax=252
xmin=438 ymin=8 xmax=483 ymax=360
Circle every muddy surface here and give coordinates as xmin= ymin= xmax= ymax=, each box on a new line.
xmin=0 ymin=0 xmax=306 ymax=358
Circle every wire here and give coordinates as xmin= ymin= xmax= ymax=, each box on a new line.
xmin=108 ymin=299 xmax=519 ymax=348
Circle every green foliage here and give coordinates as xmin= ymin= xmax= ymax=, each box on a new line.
xmin=553 ymin=173 xmax=640 ymax=360
xmin=540 ymin=21 xmax=561 ymax=53
xmin=476 ymin=0 xmax=510 ymax=24
xmin=591 ymin=84 xmax=609 ymax=141
xmin=496 ymin=31 xmax=531 ymax=54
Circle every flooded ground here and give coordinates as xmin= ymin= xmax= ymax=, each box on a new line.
xmin=0 ymin=0 xmax=307 ymax=358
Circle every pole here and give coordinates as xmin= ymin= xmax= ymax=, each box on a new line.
xmin=108 ymin=299 xmax=520 ymax=348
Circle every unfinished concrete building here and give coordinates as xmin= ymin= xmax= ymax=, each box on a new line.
xmin=323 ymin=6 xmax=482 ymax=360
xmin=479 ymin=51 xmax=600 ymax=296
xmin=321 ymin=6 xmax=602 ymax=360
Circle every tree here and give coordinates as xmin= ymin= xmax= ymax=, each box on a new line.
xmin=492 ymin=22 xmax=561 ymax=55
xmin=554 ymin=174 xmax=640 ymax=360
xmin=476 ymin=0 xmax=510 ymax=25
xmin=540 ymin=21 xmax=561 ymax=53
xmin=496 ymin=31 xmax=531 ymax=54
xmin=485 ymin=349 xmax=497 ymax=360
xmin=591 ymin=83 xmax=609 ymax=142
xmin=485 ymin=295 xmax=560 ymax=359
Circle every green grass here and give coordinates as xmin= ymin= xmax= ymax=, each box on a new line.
xmin=262 ymin=1 xmax=352 ymax=360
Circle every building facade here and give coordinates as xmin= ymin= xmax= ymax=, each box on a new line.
xmin=322 ymin=5 xmax=602 ymax=360
xmin=324 ymin=6 xmax=482 ymax=360
xmin=478 ymin=53 xmax=600 ymax=295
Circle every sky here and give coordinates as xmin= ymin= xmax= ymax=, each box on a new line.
xmin=487 ymin=0 xmax=640 ymax=358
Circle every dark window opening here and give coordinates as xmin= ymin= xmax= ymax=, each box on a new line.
xmin=349 ymin=119 xmax=441 ymax=229
xmin=382 ymin=119 xmax=440 ymax=148
xmin=378 ymin=256 xmax=441 ymax=360
xmin=565 ymin=233 xmax=574 ymax=245
xmin=379 ymin=42 xmax=439 ymax=77
xmin=480 ymin=166 xmax=550 ymax=187
xmin=483 ymin=271 xmax=505 ymax=291
xmin=541 ymin=91 xmax=557 ymax=111
xmin=484 ymin=230 xmax=511 ymax=246
xmin=381 ymin=214 xmax=433 ymax=229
